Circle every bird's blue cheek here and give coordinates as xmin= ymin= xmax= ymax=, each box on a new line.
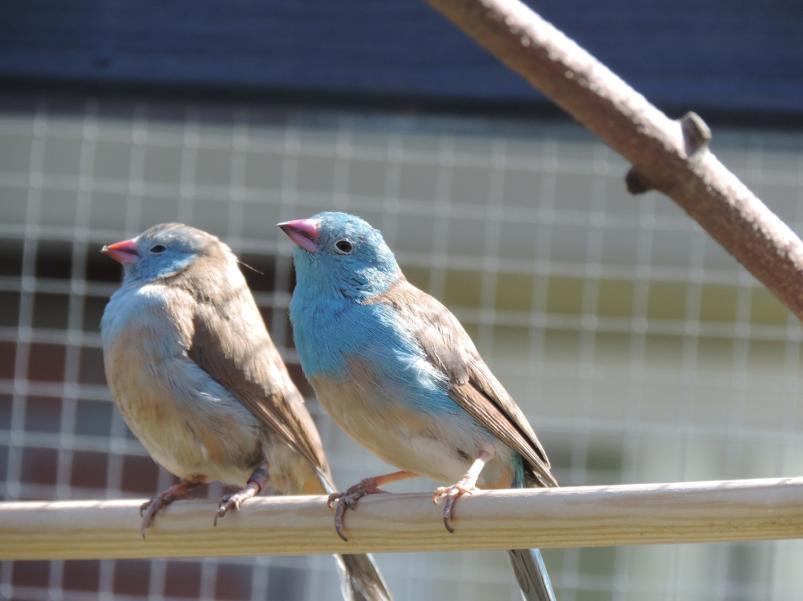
xmin=292 ymin=246 xmax=315 ymax=269
xmin=142 ymin=255 xmax=195 ymax=280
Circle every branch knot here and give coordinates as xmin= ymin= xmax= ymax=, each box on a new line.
xmin=680 ymin=111 xmax=712 ymax=157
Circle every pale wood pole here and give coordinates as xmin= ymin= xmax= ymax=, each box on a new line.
xmin=2 ymin=477 xmax=802 ymax=560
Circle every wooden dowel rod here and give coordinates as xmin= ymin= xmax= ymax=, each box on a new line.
xmin=2 ymin=477 xmax=802 ymax=560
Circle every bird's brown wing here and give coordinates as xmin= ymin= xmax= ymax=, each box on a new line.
xmin=176 ymin=258 xmax=331 ymax=481
xmin=369 ymin=279 xmax=556 ymax=487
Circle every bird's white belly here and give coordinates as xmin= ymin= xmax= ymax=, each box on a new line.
xmin=102 ymin=293 xmax=263 ymax=486
xmin=310 ymin=374 xmax=515 ymax=487
xmin=113 ymin=384 xmax=257 ymax=486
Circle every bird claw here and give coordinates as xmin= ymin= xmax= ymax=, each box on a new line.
xmin=327 ymin=480 xmax=385 ymax=542
xmin=139 ymin=495 xmax=171 ymax=538
xmin=213 ymin=485 xmax=258 ymax=527
xmin=139 ymin=499 xmax=151 ymax=518
xmin=432 ymin=481 xmax=476 ymax=534
xmin=137 ymin=479 xmax=203 ymax=537
xmin=214 ymin=494 xmax=241 ymax=526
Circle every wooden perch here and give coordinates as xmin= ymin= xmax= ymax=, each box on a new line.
xmin=1 ymin=477 xmax=802 ymax=560
xmin=426 ymin=0 xmax=803 ymax=321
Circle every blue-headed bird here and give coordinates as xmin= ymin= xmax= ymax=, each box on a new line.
xmin=281 ymin=212 xmax=558 ymax=601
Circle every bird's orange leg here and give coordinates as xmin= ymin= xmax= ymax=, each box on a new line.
xmin=433 ymin=449 xmax=493 ymax=533
xmin=139 ymin=476 xmax=205 ymax=537
xmin=215 ymin=463 xmax=268 ymax=525
xmin=328 ymin=470 xmax=418 ymax=541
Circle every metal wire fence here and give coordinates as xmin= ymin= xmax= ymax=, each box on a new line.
xmin=1 ymin=92 xmax=802 ymax=600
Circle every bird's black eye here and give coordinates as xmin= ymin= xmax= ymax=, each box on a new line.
xmin=150 ymin=244 xmax=166 ymax=254
xmin=335 ymin=239 xmax=354 ymax=254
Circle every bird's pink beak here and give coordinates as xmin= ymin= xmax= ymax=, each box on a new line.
xmin=278 ymin=219 xmax=320 ymax=253
xmin=101 ymin=238 xmax=139 ymax=264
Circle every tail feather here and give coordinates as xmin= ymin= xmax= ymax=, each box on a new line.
xmin=312 ymin=473 xmax=392 ymax=600
xmin=508 ymin=548 xmax=556 ymax=601
xmin=334 ymin=553 xmax=393 ymax=601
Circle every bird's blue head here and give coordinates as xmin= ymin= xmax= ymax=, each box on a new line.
xmin=279 ymin=212 xmax=401 ymax=301
xmin=101 ymin=223 xmax=225 ymax=284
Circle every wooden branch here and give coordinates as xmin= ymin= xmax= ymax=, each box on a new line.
xmin=2 ymin=477 xmax=802 ymax=560
xmin=425 ymin=0 xmax=803 ymax=321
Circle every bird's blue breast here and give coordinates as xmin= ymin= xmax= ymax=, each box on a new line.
xmin=290 ymin=290 xmax=366 ymax=379
xmin=290 ymin=291 xmax=461 ymax=417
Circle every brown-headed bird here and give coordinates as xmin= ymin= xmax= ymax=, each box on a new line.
xmin=100 ymin=223 xmax=391 ymax=601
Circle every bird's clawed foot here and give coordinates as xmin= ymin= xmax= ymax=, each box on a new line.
xmin=139 ymin=480 xmax=201 ymax=537
xmin=215 ymin=463 xmax=268 ymax=526
xmin=433 ymin=450 xmax=490 ymax=533
xmin=214 ymin=480 xmax=261 ymax=526
xmin=327 ymin=479 xmax=386 ymax=542
xmin=432 ymin=479 xmax=477 ymax=533
xmin=327 ymin=470 xmax=417 ymax=541
xmin=139 ymin=495 xmax=171 ymax=537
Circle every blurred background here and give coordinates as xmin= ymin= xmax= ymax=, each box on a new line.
xmin=2 ymin=1 xmax=803 ymax=600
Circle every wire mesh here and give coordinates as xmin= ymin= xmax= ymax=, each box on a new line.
xmin=1 ymin=92 xmax=803 ymax=601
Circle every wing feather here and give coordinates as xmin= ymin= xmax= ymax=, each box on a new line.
xmin=173 ymin=255 xmax=331 ymax=481
xmin=368 ymin=279 xmax=556 ymax=487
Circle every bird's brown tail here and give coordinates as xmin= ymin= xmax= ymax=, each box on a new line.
xmin=335 ymin=553 xmax=393 ymax=601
